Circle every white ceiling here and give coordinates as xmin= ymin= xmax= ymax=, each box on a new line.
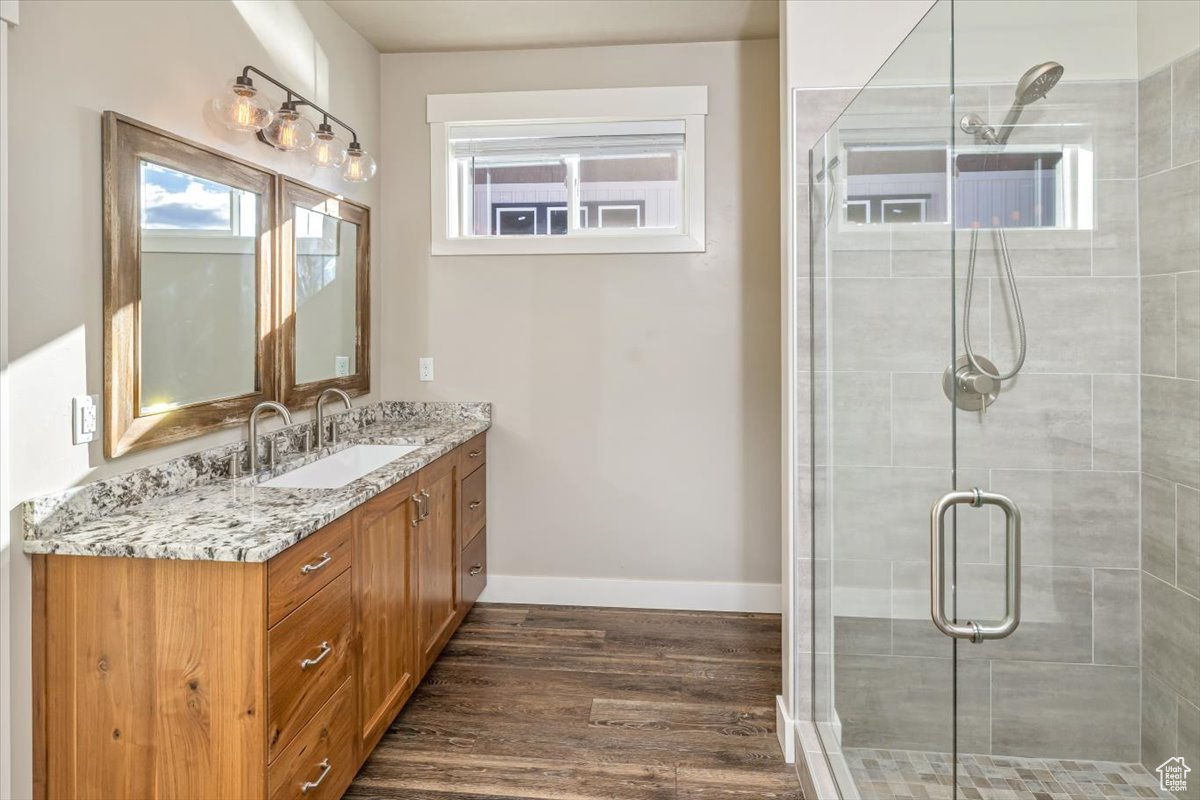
xmin=326 ymin=0 xmax=779 ymax=54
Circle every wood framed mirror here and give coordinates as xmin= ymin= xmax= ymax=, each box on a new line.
xmin=103 ymin=112 xmax=276 ymax=457
xmin=278 ymin=178 xmax=370 ymax=407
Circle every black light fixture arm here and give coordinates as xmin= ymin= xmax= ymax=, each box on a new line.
xmin=240 ymin=65 xmax=360 ymax=145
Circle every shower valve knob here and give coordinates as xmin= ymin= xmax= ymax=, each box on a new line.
xmin=957 ymin=371 xmax=996 ymax=396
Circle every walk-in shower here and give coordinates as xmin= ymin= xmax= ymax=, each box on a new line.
xmin=799 ymin=2 xmax=1200 ymax=798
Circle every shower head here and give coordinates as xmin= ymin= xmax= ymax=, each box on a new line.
xmin=1014 ymin=61 xmax=1064 ymax=105
xmin=994 ymin=61 xmax=1064 ymax=144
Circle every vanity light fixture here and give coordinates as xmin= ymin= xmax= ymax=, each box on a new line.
xmin=214 ymin=65 xmax=375 ymax=181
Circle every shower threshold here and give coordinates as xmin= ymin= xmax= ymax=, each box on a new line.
xmin=843 ymin=747 xmax=1170 ymax=799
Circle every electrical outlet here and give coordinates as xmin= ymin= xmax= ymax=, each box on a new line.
xmin=72 ymin=394 xmax=99 ymax=445
xmin=419 ymin=357 xmax=434 ymax=382
xmin=334 ymin=356 xmax=350 ymax=377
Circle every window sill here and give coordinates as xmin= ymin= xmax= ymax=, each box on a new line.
xmin=431 ymin=232 xmax=705 ymax=256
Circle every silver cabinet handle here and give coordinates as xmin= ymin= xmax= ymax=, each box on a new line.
xmin=930 ymin=488 xmax=1021 ymax=643
xmin=469 ymin=564 xmax=483 ymax=576
xmin=420 ymin=489 xmax=431 ymax=519
xmin=411 ymin=493 xmax=422 ymax=527
xmin=299 ymin=641 xmax=332 ymax=670
xmin=468 ymin=449 xmax=482 ymax=458
xmin=468 ymin=500 xmax=481 ymax=510
xmin=300 ymin=758 xmax=331 ymax=793
xmin=300 ymin=552 xmax=332 ymax=575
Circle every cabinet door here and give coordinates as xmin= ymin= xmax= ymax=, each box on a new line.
xmin=416 ymin=455 xmax=459 ymax=676
xmin=353 ymin=477 xmax=417 ymax=754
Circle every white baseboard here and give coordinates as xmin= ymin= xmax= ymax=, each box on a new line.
xmin=478 ymin=574 xmax=782 ymax=613
xmin=776 ymin=695 xmax=796 ymax=763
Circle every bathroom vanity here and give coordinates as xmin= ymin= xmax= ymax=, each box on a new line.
xmin=25 ymin=404 xmax=489 ymax=800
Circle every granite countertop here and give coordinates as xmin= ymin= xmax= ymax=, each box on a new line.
xmin=22 ymin=401 xmax=490 ymax=563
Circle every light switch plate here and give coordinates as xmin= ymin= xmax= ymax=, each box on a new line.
xmin=334 ymin=356 xmax=350 ymax=377
xmin=419 ymin=357 xmax=434 ymax=382
xmin=72 ymin=394 xmax=99 ymax=445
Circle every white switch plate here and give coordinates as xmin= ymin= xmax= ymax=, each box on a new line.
xmin=72 ymin=394 xmax=99 ymax=445
xmin=334 ymin=356 xmax=350 ymax=377
xmin=419 ymin=357 xmax=434 ymax=382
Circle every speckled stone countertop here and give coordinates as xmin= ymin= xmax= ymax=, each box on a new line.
xmin=22 ymin=401 xmax=490 ymax=562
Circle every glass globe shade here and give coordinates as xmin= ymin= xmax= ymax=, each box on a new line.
xmin=263 ymin=107 xmax=315 ymax=151
xmin=342 ymin=147 xmax=377 ymax=182
xmin=310 ymin=129 xmax=348 ymax=168
xmin=214 ymin=81 xmax=272 ymax=132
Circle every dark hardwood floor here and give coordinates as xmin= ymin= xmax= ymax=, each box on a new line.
xmin=345 ymin=603 xmax=802 ymax=799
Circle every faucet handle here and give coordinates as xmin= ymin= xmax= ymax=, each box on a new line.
xmin=268 ymin=437 xmax=278 ymax=471
xmin=329 ymin=419 xmax=339 ymax=446
xmin=303 ymin=428 xmax=313 ymax=454
xmin=230 ymin=451 xmax=242 ymax=479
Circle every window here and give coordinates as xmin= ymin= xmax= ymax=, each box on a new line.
xmin=429 ymin=86 xmax=707 ymax=254
xmin=838 ymin=142 xmax=1093 ymax=231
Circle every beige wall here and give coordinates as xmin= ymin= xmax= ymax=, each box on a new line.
xmin=380 ymin=40 xmax=781 ymax=593
xmin=3 ymin=2 xmax=380 ymax=795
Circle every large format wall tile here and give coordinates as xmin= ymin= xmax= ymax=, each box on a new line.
xmin=1178 ymin=271 xmax=1200 ymax=380
xmin=1142 ymin=671 xmax=1180 ymax=774
xmin=1173 ymin=50 xmax=1200 ymax=168
xmin=1143 ymin=572 xmax=1200 ymax=707
xmin=892 ymin=372 xmax=1093 ymax=470
xmin=990 ymin=277 xmax=1139 ymax=374
xmin=1094 ymin=568 xmax=1141 ymax=667
xmin=991 ymin=661 xmax=1140 ymax=761
xmin=1144 ymin=473 xmax=1180 ymax=585
xmin=830 ymin=372 xmax=891 ymax=466
xmin=989 ymin=470 xmax=1138 ymax=569
xmin=1143 ymin=273 xmax=1179 ymax=377
xmin=1094 ymin=179 xmax=1140 ymax=276
xmin=1180 ymin=486 xmax=1200 ymax=599
xmin=836 ymin=654 xmax=989 ymax=753
xmin=1092 ymin=374 xmax=1141 ymax=471
xmin=1141 ymin=163 xmax=1200 ymax=276
xmin=831 ymin=466 xmax=989 ymax=563
xmin=1143 ymin=375 xmax=1200 ymax=488
xmin=1140 ymin=66 xmax=1173 ymax=177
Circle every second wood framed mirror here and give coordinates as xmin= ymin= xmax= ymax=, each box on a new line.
xmin=278 ymin=178 xmax=370 ymax=407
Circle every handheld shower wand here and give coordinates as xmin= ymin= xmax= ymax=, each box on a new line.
xmin=946 ymin=62 xmax=1063 ymax=411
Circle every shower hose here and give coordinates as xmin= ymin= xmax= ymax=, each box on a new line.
xmin=963 ymin=223 xmax=1027 ymax=382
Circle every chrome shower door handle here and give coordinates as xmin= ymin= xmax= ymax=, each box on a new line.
xmin=930 ymin=488 xmax=1021 ymax=643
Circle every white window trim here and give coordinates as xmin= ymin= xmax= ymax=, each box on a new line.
xmin=429 ymin=86 xmax=707 ymax=256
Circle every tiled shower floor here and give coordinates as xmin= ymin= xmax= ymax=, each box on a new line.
xmin=844 ymin=747 xmax=1172 ymax=799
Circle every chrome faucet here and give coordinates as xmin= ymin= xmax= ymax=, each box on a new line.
xmin=315 ymin=388 xmax=352 ymax=449
xmin=248 ymin=401 xmax=293 ymax=472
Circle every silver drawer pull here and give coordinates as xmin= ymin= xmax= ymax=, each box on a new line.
xmin=299 ymin=641 xmax=332 ymax=670
xmin=469 ymin=500 xmax=481 ymax=510
xmin=300 ymin=758 xmax=331 ymax=793
xmin=468 ymin=449 xmax=482 ymax=458
xmin=300 ymin=552 xmax=332 ymax=575
xmin=931 ymin=488 xmax=1021 ymax=643
xmin=469 ymin=564 xmax=483 ymax=576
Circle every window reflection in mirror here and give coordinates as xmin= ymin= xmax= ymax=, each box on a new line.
xmin=138 ymin=161 xmax=258 ymax=412
xmin=294 ymin=206 xmax=358 ymax=384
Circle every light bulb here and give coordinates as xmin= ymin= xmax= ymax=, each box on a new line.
xmin=214 ymin=78 xmax=272 ymax=132
xmin=310 ymin=124 xmax=347 ymax=168
xmin=342 ymin=143 xmax=376 ymax=182
xmin=263 ymin=103 xmax=315 ymax=151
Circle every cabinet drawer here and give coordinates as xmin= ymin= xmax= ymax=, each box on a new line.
xmin=269 ymin=677 xmax=354 ymax=800
xmin=460 ymin=433 xmax=486 ymax=477
xmin=268 ymin=515 xmax=352 ymax=627
xmin=268 ymin=571 xmax=352 ymax=760
xmin=462 ymin=528 xmax=487 ymax=606
xmin=461 ymin=464 xmax=486 ymax=548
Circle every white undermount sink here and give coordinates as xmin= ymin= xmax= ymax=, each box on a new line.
xmin=259 ymin=444 xmax=421 ymax=489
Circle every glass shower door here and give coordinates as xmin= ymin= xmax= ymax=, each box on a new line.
xmin=809 ymin=1 xmax=964 ymax=795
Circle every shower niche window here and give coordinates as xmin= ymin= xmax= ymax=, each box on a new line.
xmin=840 ymin=141 xmax=1092 ymax=230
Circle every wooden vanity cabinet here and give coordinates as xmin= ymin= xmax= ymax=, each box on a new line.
xmin=34 ymin=435 xmax=487 ymax=800
xmin=353 ymin=474 xmax=418 ymax=755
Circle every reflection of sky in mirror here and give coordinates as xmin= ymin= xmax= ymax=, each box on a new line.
xmin=140 ymin=161 xmax=233 ymax=230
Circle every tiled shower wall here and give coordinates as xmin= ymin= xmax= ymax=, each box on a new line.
xmin=1137 ymin=48 xmax=1200 ymax=783
xmin=820 ymin=79 xmax=1145 ymax=762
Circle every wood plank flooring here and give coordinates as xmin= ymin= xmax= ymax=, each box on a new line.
xmin=345 ymin=604 xmax=802 ymax=800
